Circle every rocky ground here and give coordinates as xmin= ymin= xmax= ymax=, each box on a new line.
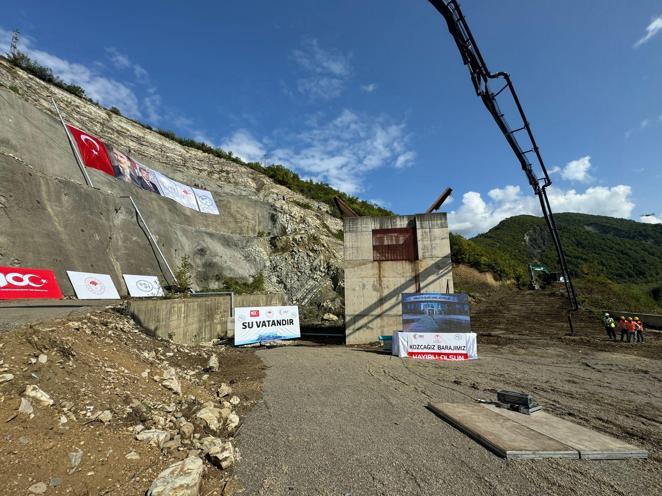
xmin=0 ymin=309 xmax=263 ymax=495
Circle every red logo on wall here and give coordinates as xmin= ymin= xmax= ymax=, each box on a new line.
xmin=250 ymin=310 xmax=260 ymax=317
xmin=0 ymin=266 xmax=64 ymax=300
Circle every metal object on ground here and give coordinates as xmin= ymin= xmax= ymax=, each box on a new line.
xmin=496 ymin=390 xmax=542 ymax=415
xmin=333 ymin=196 xmax=359 ymax=218
xmin=427 ymin=0 xmax=579 ymax=334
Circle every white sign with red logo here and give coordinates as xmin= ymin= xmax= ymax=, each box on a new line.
xmin=67 ymin=271 xmax=120 ymax=300
xmin=234 ymin=306 xmax=300 ymax=346
xmin=122 ymin=274 xmax=164 ymax=298
xmin=0 ymin=266 xmax=64 ymax=300
xmin=392 ymin=332 xmax=477 ymax=360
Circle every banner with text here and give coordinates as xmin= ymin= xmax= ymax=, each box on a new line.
xmin=402 ymin=293 xmax=471 ymax=333
xmin=393 ymin=332 xmax=477 ymax=360
xmin=67 ymin=271 xmax=121 ymax=300
xmin=67 ymin=124 xmax=219 ymax=215
xmin=0 ymin=266 xmax=63 ymax=300
xmin=122 ymin=274 xmax=164 ymax=298
xmin=234 ymin=306 xmax=300 ymax=346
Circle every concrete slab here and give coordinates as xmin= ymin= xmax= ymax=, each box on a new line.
xmin=428 ymin=402 xmax=578 ymax=460
xmin=484 ymin=405 xmax=648 ymax=460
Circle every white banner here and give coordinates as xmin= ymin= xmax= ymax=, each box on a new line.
xmin=193 ymin=188 xmax=219 ymax=215
xmin=234 ymin=306 xmax=300 ymax=346
xmin=392 ymin=332 xmax=477 ymax=360
xmin=122 ymin=274 xmax=164 ymax=297
xmin=153 ymin=172 xmax=199 ymax=211
xmin=67 ymin=271 xmax=121 ymax=300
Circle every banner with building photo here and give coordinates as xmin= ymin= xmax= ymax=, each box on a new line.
xmin=193 ymin=187 xmax=220 ymax=215
xmin=401 ymin=293 xmax=471 ymax=333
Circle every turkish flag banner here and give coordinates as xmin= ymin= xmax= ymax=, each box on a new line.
xmin=0 ymin=266 xmax=64 ymax=300
xmin=66 ymin=124 xmax=115 ymax=176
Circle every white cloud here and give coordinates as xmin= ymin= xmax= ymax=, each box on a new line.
xmin=560 ymin=155 xmax=593 ymax=183
xmin=448 ymin=183 xmax=635 ymax=236
xmin=106 ymin=47 xmax=131 ymax=69
xmin=640 ymin=214 xmax=662 ymax=224
xmin=266 ymin=109 xmax=415 ymax=194
xmin=361 ymin=83 xmax=377 ymax=93
xmin=634 ymin=15 xmax=662 ymax=47
xmin=220 ymin=129 xmax=266 ymax=163
xmin=290 ymin=38 xmax=352 ymax=101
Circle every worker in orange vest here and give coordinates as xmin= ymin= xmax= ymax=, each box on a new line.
xmin=625 ymin=317 xmax=636 ymax=343
xmin=618 ymin=316 xmax=628 ymax=342
xmin=635 ymin=317 xmax=645 ymax=343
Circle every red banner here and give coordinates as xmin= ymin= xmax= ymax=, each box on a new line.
xmin=0 ymin=266 xmax=64 ymax=300
xmin=66 ymin=124 xmax=115 ymax=176
xmin=408 ymin=351 xmax=469 ymax=361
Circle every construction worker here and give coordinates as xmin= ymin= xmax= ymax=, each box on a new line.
xmin=618 ymin=316 xmax=627 ymax=341
xmin=602 ymin=313 xmax=616 ymax=340
xmin=635 ymin=317 xmax=645 ymax=343
xmin=625 ymin=317 xmax=636 ymax=343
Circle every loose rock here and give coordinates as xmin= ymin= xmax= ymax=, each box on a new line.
xmin=0 ymin=373 xmax=14 ymax=384
xmin=207 ymin=354 xmax=219 ymax=372
xmin=97 ymin=410 xmax=113 ymax=423
xmin=68 ymin=448 xmax=84 ymax=473
xmin=217 ymin=383 xmax=232 ymax=398
xmin=136 ymin=429 xmax=171 ymax=448
xmin=24 ymin=385 xmax=54 ymax=406
xmin=195 ymin=406 xmax=222 ymax=431
xmin=18 ymin=397 xmax=34 ymax=415
xmin=229 ymin=396 xmax=240 ymax=407
xmin=207 ymin=440 xmax=236 ymax=470
xmin=226 ymin=412 xmax=240 ymax=433
xmin=161 ymin=367 xmax=182 ymax=395
xmin=38 ymin=353 xmax=48 ymax=364
xmin=28 ymin=482 xmax=47 ymax=494
xmin=147 ymin=456 xmax=203 ymax=496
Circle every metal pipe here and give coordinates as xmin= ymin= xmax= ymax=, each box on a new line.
xmin=50 ymin=97 xmax=94 ymax=188
xmin=123 ymin=195 xmax=177 ymax=284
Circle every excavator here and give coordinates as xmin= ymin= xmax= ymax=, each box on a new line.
xmin=428 ymin=0 xmax=579 ymax=334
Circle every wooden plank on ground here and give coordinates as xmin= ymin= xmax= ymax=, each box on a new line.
xmin=428 ymin=402 xmax=578 ymax=460
xmin=483 ymin=404 xmax=648 ymax=460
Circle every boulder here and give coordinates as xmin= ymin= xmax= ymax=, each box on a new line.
xmin=162 ymin=367 xmax=182 ymax=395
xmin=229 ymin=396 xmax=240 ymax=407
xmin=97 ymin=410 xmax=113 ymax=423
xmin=179 ymin=422 xmax=195 ymax=439
xmin=147 ymin=456 xmax=204 ymax=496
xmin=322 ymin=313 xmax=339 ymax=322
xmin=195 ymin=406 xmax=222 ymax=431
xmin=206 ymin=440 xmax=235 ymax=470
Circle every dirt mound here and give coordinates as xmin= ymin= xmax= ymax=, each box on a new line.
xmin=0 ymin=309 xmax=263 ymax=495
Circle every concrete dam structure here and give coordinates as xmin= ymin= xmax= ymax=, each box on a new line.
xmin=0 ymin=58 xmax=343 ymax=313
xmin=344 ymin=213 xmax=453 ymax=344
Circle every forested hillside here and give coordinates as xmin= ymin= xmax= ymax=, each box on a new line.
xmin=451 ymin=213 xmax=662 ymax=312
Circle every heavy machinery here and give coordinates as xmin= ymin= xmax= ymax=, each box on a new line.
xmin=528 ymin=264 xmax=562 ymax=290
xmin=428 ymin=0 xmax=579 ymax=334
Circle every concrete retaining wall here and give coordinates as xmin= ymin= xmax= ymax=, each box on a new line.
xmin=128 ymin=293 xmax=285 ymax=344
xmin=605 ymin=310 xmax=662 ymax=329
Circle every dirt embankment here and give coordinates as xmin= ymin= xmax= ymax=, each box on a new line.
xmin=0 ymin=309 xmax=264 ymax=495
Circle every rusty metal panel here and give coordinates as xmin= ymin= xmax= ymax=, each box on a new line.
xmin=372 ymin=228 xmax=417 ymax=261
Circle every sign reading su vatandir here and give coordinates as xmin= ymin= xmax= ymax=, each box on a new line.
xmin=234 ymin=306 xmax=300 ymax=346
xmin=0 ymin=266 xmax=63 ymax=300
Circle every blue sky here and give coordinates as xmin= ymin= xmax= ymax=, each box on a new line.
xmin=2 ymin=0 xmax=661 ymax=235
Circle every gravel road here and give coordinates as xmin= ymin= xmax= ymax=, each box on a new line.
xmin=236 ymin=340 xmax=662 ymax=495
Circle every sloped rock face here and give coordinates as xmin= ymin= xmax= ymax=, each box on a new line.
xmin=0 ymin=58 xmax=343 ymax=316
